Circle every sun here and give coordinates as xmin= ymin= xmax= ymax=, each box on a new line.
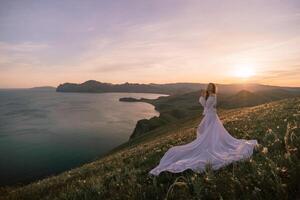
xmin=233 ymin=64 xmax=255 ymax=78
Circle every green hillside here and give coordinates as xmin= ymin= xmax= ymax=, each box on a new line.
xmin=128 ymin=89 xmax=300 ymax=139
xmin=1 ymin=98 xmax=299 ymax=200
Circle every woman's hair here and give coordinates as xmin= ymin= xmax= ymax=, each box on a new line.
xmin=205 ymin=83 xmax=217 ymax=100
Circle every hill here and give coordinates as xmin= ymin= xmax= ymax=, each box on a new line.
xmin=29 ymin=86 xmax=56 ymax=91
xmin=56 ymin=80 xmax=300 ymax=95
xmin=125 ymin=89 xmax=300 ymax=139
xmin=1 ymin=98 xmax=300 ymax=199
xmin=219 ymin=89 xmax=300 ymax=109
xmin=57 ymin=80 xmax=172 ymax=94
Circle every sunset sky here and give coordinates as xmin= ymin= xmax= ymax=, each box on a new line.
xmin=0 ymin=0 xmax=300 ymax=88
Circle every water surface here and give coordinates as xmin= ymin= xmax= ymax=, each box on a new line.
xmin=0 ymin=89 xmax=164 ymax=186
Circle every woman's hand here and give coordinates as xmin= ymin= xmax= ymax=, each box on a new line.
xmin=200 ymin=89 xmax=206 ymax=97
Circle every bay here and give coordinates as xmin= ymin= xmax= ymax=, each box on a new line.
xmin=0 ymin=89 xmax=165 ymax=186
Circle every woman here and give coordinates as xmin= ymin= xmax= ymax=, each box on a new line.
xmin=149 ymin=83 xmax=258 ymax=176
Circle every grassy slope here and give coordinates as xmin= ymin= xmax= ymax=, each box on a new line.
xmin=129 ymin=89 xmax=300 ymax=139
xmin=1 ymin=98 xmax=300 ymax=200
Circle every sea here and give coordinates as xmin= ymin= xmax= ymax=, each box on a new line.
xmin=0 ymin=89 xmax=165 ymax=186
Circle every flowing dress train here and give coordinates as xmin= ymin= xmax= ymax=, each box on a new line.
xmin=149 ymin=95 xmax=258 ymax=176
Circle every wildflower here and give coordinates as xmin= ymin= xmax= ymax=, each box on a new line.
xmin=289 ymin=147 xmax=298 ymax=153
xmin=284 ymin=152 xmax=290 ymax=159
xmin=174 ymin=181 xmax=188 ymax=187
xmin=262 ymin=147 xmax=268 ymax=154
xmin=267 ymin=128 xmax=272 ymax=133
xmin=281 ymin=167 xmax=287 ymax=173
xmin=254 ymin=187 xmax=261 ymax=192
xmin=155 ymin=149 xmax=162 ymax=152
xmin=257 ymin=171 xmax=262 ymax=176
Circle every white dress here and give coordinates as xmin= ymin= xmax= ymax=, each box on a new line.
xmin=149 ymin=95 xmax=258 ymax=176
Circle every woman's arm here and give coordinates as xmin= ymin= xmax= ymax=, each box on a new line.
xmin=199 ymin=96 xmax=205 ymax=107
xmin=199 ymin=89 xmax=206 ymax=107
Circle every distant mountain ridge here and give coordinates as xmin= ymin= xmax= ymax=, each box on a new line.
xmin=57 ymin=80 xmax=171 ymax=94
xmin=30 ymin=86 xmax=56 ymax=90
xmin=56 ymin=80 xmax=300 ymax=95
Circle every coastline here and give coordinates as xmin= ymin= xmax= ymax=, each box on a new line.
xmin=118 ymin=93 xmax=202 ymax=139
xmin=119 ymin=96 xmax=166 ymax=139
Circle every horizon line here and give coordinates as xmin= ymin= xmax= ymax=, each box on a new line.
xmin=1 ymin=81 xmax=300 ymax=89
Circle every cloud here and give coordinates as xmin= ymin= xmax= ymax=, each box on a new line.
xmin=0 ymin=41 xmax=50 ymax=71
xmin=73 ymin=21 xmax=230 ymax=73
xmin=55 ymin=15 xmax=300 ymax=86
xmin=0 ymin=42 xmax=49 ymax=52
xmin=261 ymin=65 xmax=300 ymax=79
xmin=244 ymin=65 xmax=300 ymax=87
xmin=1 ymin=0 xmax=300 ymax=87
